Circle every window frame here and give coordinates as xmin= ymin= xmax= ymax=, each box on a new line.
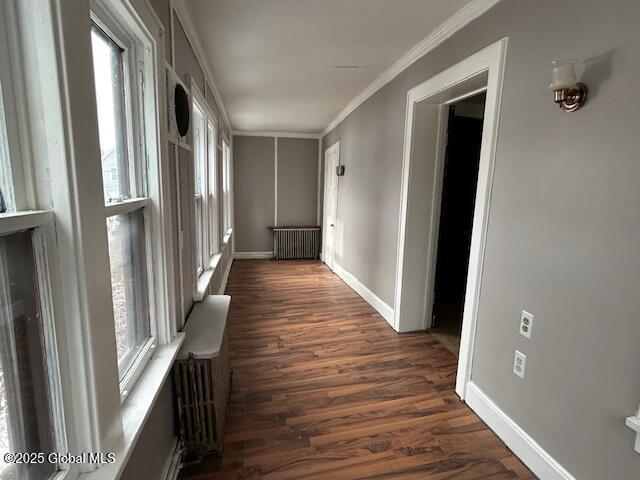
xmin=207 ymin=120 xmax=219 ymax=257
xmin=191 ymin=99 xmax=207 ymax=276
xmin=1 ymin=0 xmax=181 ymax=474
xmin=222 ymin=139 xmax=232 ymax=235
xmin=90 ymin=4 xmax=160 ymax=402
xmin=0 ymin=213 xmax=70 ymax=479
xmin=0 ymin=2 xmax=72 ymax=477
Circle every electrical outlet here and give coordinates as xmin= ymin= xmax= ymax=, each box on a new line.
xmin=520 ymin=310 xmax=534 ymax=339
xmin=513 ymin=350 xmax=526 ymax=378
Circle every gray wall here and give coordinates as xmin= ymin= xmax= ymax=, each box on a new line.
xmin=174 ymin=16 xmax=205 ymax=94
xmin=322 ymin=0 xmax=640 ymax=478
xmin=277 ymin=138 xmax=318 ymax=226
xmin=233 ymin=136 xmax=275 ymax=252
xmin=120 ymin=382 xmax=176 ymax=480
xmin=233 ymin=135 xmax=319 ymax=252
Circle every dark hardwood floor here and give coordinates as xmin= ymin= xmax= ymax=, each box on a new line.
xmin=180 ymin=260 xmax=534 ymax=480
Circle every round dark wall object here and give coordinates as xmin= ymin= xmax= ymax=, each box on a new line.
xmin=174 ymin=84 xmax=190 ymax=137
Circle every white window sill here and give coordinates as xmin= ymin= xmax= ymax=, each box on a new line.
xmin=209 ymin=252 xmax=222 ymax=271
xmin=194 ymin=268 xmax=214 ymax=302
xmin=223 ymin=228 xmax=233 ymax=245
xmin=79 ymin=333 xmax=185 ymax=480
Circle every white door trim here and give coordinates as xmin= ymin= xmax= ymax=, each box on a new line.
xmin=393 ymin=38 xmax=508 ymax=399
xmin=322 ymin=141 xmax=340 ymax=270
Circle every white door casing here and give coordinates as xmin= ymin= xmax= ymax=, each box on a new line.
xmin=394 ymin=38 xmax=508 ymax=399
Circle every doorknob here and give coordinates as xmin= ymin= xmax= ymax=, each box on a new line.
xmin=330 ymin=224 xmax=335 ymax=227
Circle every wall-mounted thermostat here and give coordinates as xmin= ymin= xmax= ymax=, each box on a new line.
xmin=336 ymin=165 xmax=345 ymax=176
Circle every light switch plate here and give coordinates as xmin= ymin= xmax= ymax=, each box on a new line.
xmin=520 ymin=310 xmax=534 ymax=339
xmin=513 ymin=350 xmax=526 ymax=378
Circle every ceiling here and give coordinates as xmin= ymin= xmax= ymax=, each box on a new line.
xmin=185 ymin=0 xmax=473 ymax=134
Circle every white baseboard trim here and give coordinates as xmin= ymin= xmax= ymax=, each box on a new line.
xmin=332 ymin=263 xmax=395 ymax=328
xmin=160 ymin=438 xmax=182 ymax=480
xmin=234 ymin=251 xmax=275 ymax=259
xmin=218 ymin=256 xmax=233 ymax=295
xmin=465 ymin=382 xmax=576 ymax=480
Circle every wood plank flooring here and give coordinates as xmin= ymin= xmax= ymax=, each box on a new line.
xmin=180 ymin=260 xmax=534 ymax=480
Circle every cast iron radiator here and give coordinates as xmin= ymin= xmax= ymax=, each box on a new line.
xmin=271 ymin=226 xmax=321 ymax=260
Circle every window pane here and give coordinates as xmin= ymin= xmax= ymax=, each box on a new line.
xmin=194 ymin=197 xmax=203 ymax=273
xmin=106 ymin=210 xmax=150 ymax=377
xmin=222 ymin=142 xmax=230 ymax=232
xmin=0 ymin=231 xmax=57 ymax=479
xmin=208 ymin=124 xmax=216 ymax=198
xmin=193 ymin=106 xmax=205 ymax=197
xmin=193 ymin=103 xmax=205 ymax=270
xmin=91 ymin=25 xmax=131 ymax=204
xmin=0 ymin=81 xmax=13 ymax=214
xmin=207 ymin=123 xmax=217 ymax=255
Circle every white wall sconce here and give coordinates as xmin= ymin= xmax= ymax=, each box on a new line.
xmin=549 ymin=59 xmax=588 ymax=112
xmin=626 ymin=410 xmax=640 ymax=454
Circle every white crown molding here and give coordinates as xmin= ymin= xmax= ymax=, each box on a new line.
xmin=172 ymin=0 xmax=232 ymax=130
xmin=321 ymin=0 xmax=502 ymax=137
xmin=233 ymin=130 xmax=322 ymax=139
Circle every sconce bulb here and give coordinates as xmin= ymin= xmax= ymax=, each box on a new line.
xmin=549 ymin=59 xmax=587 ymax=112
xmin=549 ymin=59 xmax=579 ymax=90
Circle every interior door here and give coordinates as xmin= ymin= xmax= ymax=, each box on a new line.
xmin=322 ymin=144 xmax=339 ymax=270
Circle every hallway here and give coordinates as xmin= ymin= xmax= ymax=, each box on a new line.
xmin=181 ymin=260 xmax=533 ymax=479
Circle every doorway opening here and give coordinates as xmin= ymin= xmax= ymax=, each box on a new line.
xmin=322 ymin=141 xmax=340 ymax=271
xmin=430 ymin=94 xmax=486 ymax=357
xmin=393 ymin=39 xmax=507 ymax=398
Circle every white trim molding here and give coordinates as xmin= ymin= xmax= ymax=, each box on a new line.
xmin=465 ymin=383 xmax=576 ymax=480
xmin=217 ymin=256 xmax=233 ymax=294
xmin=394 ymin=38 xmax=508 ymax=400
xmin=321 ymin=0 xmax=501 ymax=136
xmin=333 ymin=263 xmax=394 ymax=328
xmin=234 ymin=251 xmax=275 ymax=260
xmin=81 ymin=333 xmax=186 ymax=480
xmin=172 ymin=0 xmax=231 ymax=130
xmin=233 ymin=130 xmax=322 ymax=139
xmin=160 ymin=438 xmax=182 ymax=480
xmin=274 ymin=137 xmax=278 ymax=226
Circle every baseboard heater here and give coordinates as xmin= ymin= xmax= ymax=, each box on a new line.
xmin=270 ymin=226 xmax=321 ymax=260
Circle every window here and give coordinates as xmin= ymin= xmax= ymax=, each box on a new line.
xmin=2 ymin=0 xmax=176 ymax=475
xmin=207 ymin=121 xmax=219 ymax=256
xmin=222 ymin=140 xmax=232 ymax=234
xmin=192 ymin=101 xmax=206 ymax=275
xmin=0 ymin=231 xmax=60 ymax=480
xmin=0 ymin=5 xmax=67 ymax=476
xmin=91 ymin=19 xmax=156 ymax=393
